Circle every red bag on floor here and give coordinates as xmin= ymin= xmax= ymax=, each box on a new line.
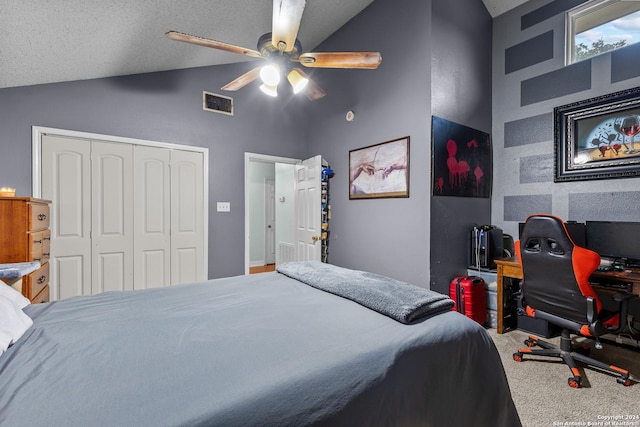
xmin=449 ymin=275 xmax=487 ymax=325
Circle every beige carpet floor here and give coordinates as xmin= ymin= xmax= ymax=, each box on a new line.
xmin=488 ymin=328 xmax=640 ymax=427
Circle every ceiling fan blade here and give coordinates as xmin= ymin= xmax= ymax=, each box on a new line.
xmin=305 ymin=78 xmax=327 ymax=101
xmin=272 ymin=0 xmax=306 ymax=53
xmin=292 ymin=68 xmax=326 ymax=100
xmin=299 ymin=52 xmax=382 ymax=69
xmin=221 ymin=67 xmax=261 ymax=91
xmin=166 ymin=31 xmax=262 ymax=58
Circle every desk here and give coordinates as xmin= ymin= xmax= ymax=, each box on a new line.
xmin=494 ymin=258 xmax=640 ymax=334
xmin=494 ymin=258 xmax=523 ymax=334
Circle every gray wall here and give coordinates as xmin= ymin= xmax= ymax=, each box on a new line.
xmin=428 ymin=0 xmax=493 ymax=293
xmin=305 ymin=0 xmax=429 ymax=287
xmin=0 ymin=64 xmax=308 ymax=279
xmin=0 ymin=0 xmax=493 ymax=289
xmin=303 ymin=0 xmax=492 ymax=292
xmin=492 ymin=0 xmax=640 ymax=239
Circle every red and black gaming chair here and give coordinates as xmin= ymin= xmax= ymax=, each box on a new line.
xmin=512 ymin=214 xmax=632 ymax=388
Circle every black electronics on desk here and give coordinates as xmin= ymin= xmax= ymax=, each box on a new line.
xmin=470 ymin=225 xmax=503 ymax=270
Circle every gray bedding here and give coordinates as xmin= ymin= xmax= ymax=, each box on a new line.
xmin=277 ymin=261 xmax=454 ymax=323
xmin=0 ymin=265 xmax=521 ymax=426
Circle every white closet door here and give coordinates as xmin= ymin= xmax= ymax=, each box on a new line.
xmin=170 ymin=150 xmax=205 ymax=284
xmin=134 ymin=146 xmax=171 ymax=289
xmin=38 ymin=129 xmax=207 ymax=300
xmin=91 ymin=141 xmax=134 ymax=294
xmin=41 ymin=134 xmax=92 ymax=301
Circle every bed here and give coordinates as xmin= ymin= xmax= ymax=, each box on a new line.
xmin=0 ymin=262 xmax=521 ymax=426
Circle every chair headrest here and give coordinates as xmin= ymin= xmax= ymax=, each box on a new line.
xmin=521 ymin=214 xmax=574 ymax=256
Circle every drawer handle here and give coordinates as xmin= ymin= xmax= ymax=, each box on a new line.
xmin=43 ymin=252 xmax=50 ymax=257
xmin=34 ymin=239 xmax=42 ymax=244
xmin=44 ymin=236 xmax=51 ymax=241
xmin=37 ymin=275 xmax=46 ymax=284
xmin=33 ymin=257 xmax=41 ymax=262
xmin=38 ymin=213 xmax=47 ymax=221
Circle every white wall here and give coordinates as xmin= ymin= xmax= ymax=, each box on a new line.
xmin=249 ymin=161 xmax=275 ymax=265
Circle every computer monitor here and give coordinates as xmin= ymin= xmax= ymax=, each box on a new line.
xmin=585 ymin=221 xmax=640 ymax=267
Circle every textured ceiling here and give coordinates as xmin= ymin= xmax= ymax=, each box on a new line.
xmin=0 ymin=0 xmax=527 ymax=90
xmin=481 ymin=0 xmax=530 ymax=19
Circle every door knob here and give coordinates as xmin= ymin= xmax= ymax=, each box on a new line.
xmin=312 ymin=235 xmax=319 ymax=242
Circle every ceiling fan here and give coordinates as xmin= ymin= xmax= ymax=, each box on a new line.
xmin=166 ymin=0 xmax=382 ymax=101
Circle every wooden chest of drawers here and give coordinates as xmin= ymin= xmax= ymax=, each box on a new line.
xmin=0 ymin=197 xmax=52 ymax=303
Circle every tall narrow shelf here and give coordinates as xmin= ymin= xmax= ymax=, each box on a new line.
xmin=321 ymin=165 xmax=333 ymax=263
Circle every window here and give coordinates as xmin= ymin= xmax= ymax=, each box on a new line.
xmin=566 ymin=0 xmax=640 ymax=64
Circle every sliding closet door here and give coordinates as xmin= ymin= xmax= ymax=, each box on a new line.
xmin=91 ymin=141 xmax=134 ymax=294
xmin=134 ymin=146 xmax=171 ymax=289
xmin=41 ymin=134 xmax=92 ymax=301
xmin=39 ymin=131 xmax=206 ymax=300
xmin=170 ymin=149 xmax=205 ymax=284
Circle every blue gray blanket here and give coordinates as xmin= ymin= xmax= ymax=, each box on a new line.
xmin=277 ymin=261 xmax=454 ymax=324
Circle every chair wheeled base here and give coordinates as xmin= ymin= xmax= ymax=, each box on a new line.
xmin=513 ymin=330 xmax=631 ymax=388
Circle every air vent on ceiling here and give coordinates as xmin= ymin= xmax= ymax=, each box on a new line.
xmin=203 ymin=91 xmax=233 ymax=116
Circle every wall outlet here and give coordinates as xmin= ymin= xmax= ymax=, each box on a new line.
xmin=217 ymin=202 xmax=230 ymax=212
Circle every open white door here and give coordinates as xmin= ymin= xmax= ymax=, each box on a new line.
xmin=294 ymin=155 xmax=323 ymax=262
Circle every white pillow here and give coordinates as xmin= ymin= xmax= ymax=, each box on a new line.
xmin=0 ymin=282 xmax=31 ymax=309
xmin=0 ymin=295 xmax=33 ymax=356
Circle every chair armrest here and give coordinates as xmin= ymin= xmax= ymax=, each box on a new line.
xmin=613 ymin=292 xmax=634 ymax=303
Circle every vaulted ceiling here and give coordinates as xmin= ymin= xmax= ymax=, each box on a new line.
xmin=0 ymin=0 xmax=528 ymax=89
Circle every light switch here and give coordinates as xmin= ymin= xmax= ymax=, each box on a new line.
xmin=217 ymin=202 xmax=230 ymax=212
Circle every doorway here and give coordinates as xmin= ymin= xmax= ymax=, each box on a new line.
xmin=244 ymin=153 xmax=325 ymax=274
xmin=244 ymin=152 xmax=299 ymax=274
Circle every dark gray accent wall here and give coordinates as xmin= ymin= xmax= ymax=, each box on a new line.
xmin=569 ymin=192 xmax=640 ymax=221
xmin=521 ymin=0 xmax=586 ymax=30
xmin=504 ymin=195 xmax=552 ymax=221
xmin=428 ymin=0 xmax=493 ymax=294
xmin=493 ymin=0 xmax=640 ymax=240
xmin=0 ymin=64 xmax=308 ymax=280
xmin=611 ymin=43 xmax=640 ymax=83
xmin=505 ymin=31 xmax=554 ymax=74
xmin=520 ymin=154 xmax=553 ymax=183
xmin=521 ymin=60 xmax=592 ymax=106
xmin=504 ymin=113 xmax=553 ymax=147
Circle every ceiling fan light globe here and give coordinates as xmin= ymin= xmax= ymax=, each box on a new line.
xmin=287 ymin=69 xmax=309 ymax=94
xmin=259 ymin=83 xmax=278 ymax=97
xmin=260 ymin=64 xmax=281 ymax=86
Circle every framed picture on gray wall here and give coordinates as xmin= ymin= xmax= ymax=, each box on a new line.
xmin=555 ymin=86 xmax=640 ymax=182
xmin=431 ymin=116 xmax=492 ymax=198
xmin=349 ymin=136 xmax=409 ymax=199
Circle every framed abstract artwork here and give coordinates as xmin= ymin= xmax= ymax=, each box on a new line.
xmin=431 ymin=116 xmax=492 ymax=198
xmin=349 ymin=136 xmax=410 ymax=199
xmin=554 ymin=87 xmax=640 ymax=182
